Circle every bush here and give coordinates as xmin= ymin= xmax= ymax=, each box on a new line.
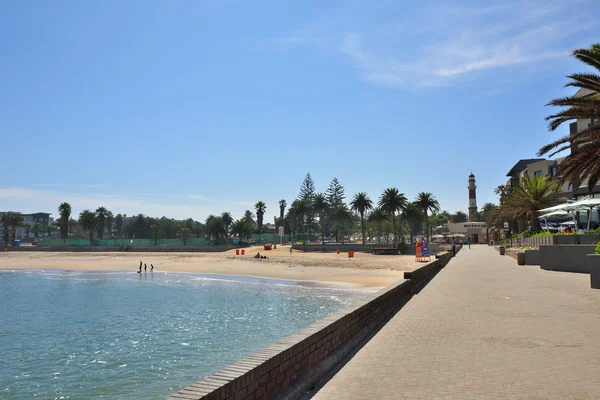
xmin=596 ymin=241 xmax=600 ymax=255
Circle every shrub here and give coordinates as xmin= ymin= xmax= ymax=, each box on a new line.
xmin=596 ymin=241 xmax=600 ymax=255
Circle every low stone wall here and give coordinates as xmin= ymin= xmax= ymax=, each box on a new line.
xmin=525 ymin=249 xmax=541 ymax=265
xmin=540 ymin=245 xmax=597 ymax=273
xmin=292 ymin=244 xmax=372 ymax=253
xmin=167 ymin=253 xmax=454 ymax=400
xmin=5 ymin=245 xmax=238 ymax=253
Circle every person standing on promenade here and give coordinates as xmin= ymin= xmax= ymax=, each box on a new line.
xmin=452 ymin=240 xmax=456 ymax=257
xmin=467 ymin=237 xmax=471 ymax=249
xmin=459 ymin=239 xmax=463 ymax=249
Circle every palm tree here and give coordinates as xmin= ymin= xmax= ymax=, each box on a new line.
xmin=32 ymin=222 xmax=43 ymax=239
xmin=292 ymin=199 xmax=309 ymax=241
xmin=254 ymin=201 xmax=267 ymax=242
xmin=106 ymin=211 xmax=114 ymax=239
xmin=8 ymin=214 xmax=23 ymax=245
xmin=279 ymin=199 xmax=287 ymax=227
xmin=538 ymin=43 xmax=600 ymax=192
xmin=368 ymin=208 xmax=387 ymax=245
xmin=378 ymin=188 xmax=407 ymax=239
xmin=312 ymin=193 xmax=329 ymax=243
xmin=402 ymin=202 xmax=423 ymax=244
xmin=221 ymin=212 xmax=234 ymax=239
xmin=416 ymin=192 xmax=440 ymax=242
xmin=350 ymin=192 xmax=373 ymax=245
xmin=181 ymin=227 xmax=192 ymax=245
xmin=503 ymin=175 xmax=561 ymax=232
xmin=150 ymin=222 xmax=161 ymax=245
xmin=79 ymin=210 xmax=97 ymax=243
xmin=230 ymin=219 xmax=252 ymax=244
xmin=1 ymin=213 xmax=10 ymax=245
xmin=330 ymin=205 xmax=353 ymax=244
xmin=286 ymin=205 xmax=297 ymax=239
xmin=205 ymin=216 xmax=227 ymax=242
xmin=95 ymin=207 xmax=108 ymax=240
xmin=58 ymin=202 xmax=71 ymax=240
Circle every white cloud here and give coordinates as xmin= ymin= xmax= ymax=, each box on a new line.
xmin=271 ymin=0 xmax=598 ymax=89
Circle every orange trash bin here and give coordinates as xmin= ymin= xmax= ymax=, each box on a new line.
xmin=241 ymin=249 xmax=245 ymax=255
xmin=236 ymin=249 xmax=240 ymax=255
xmin=336 ymin=249 xmax=340 ymax=254
xmin=348 ymin=251 xmax=354 ymax=258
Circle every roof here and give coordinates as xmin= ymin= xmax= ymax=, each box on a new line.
xmin=506 ymin=158 xmax=546 ymax=177
xmin=469 ymin=173 xmax=475 ymax=178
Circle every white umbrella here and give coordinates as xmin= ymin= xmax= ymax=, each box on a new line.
xmin=568 ymin=197 xmax=600 ymax=230
xmin=538 ymin=201 xmax=575 ymax=213
xmin=538 ymin=210 xmax=571 ymax=219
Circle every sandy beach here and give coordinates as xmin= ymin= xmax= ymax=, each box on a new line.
xmin=0 ymin=246 xmax=417 ymax=289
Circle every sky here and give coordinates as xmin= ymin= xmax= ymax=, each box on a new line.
xmin=0 ymin=0 xmax=598 ymax=222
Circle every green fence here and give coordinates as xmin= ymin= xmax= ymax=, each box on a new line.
xmin=37 ymin=237 xmax=216 ymax=247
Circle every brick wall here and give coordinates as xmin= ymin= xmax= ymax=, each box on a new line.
xmin=167 ymin=252 xmax=454 ymax=400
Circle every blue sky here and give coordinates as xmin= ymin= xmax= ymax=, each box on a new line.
xmin=0 ymin=0 xmax=598 ymax=221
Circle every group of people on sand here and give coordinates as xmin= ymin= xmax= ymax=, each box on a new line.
xmin=137 ymin=260 xmax=154 ymax=273
xmin=254 ymin=252 xmax=268 ymax=259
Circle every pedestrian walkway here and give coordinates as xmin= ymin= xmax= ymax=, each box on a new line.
xmin=309 ymin=246 xmax=600 ymax=400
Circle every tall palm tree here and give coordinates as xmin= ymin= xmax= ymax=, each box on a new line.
xmin=78 ymin=210 xmax=97 ymax=243
xmin=312 ymin=193 xmax=329 ymax=243
xmin=416 ymin=192 xmax=440 ymax=242
xmin=350 ymin=192 xmax=373 ymax=245
xmin=254 ymin=201 xmax=267 ymax=242
xmin=58 ymin=202 xmax=71 ymax=240
xmin=378 ymin=188 xmax=407 ymax=239
xmin=95 ymin=207 xmax=108 ymax=240
xmin=402 ymin=202 xmax=423 ymax=244
xmin=538 ymin=43 xmax=600 ymax=192
xmin=278 ymin=199 xmax=287 ymax=227
xmin=368 ymin=208 xmax=387 ymax=245
xmin=503 ymin=175 xmax=561 ymax=232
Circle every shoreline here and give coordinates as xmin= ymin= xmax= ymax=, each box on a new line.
xmin=0 ymin=247 xmax=417 ymax=289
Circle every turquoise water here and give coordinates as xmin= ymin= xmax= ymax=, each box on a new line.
xmin=0 ymin=270 xmax=366 ymax=399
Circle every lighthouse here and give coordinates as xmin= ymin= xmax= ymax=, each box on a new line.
xmin=468 ymin=173 xmax=477 ymax=221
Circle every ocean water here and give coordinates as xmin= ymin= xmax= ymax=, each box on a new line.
xmin=0 ymin=270 xmax=367 ymax=399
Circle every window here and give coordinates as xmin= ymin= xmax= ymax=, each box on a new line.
xmin=591 ymin=118 xmax=599 ymax=126
xmin=551 ymin=167 xmax=557 ymax=177
xmin=534 ymin=170 xmax=543 ymax=178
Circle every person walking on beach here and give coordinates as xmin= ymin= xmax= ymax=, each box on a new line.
xmin=138 ymin=261 xmax=142 ymax=273
xmin=144 ymin=263 xmax=147 ymax=271
xmin=289 ymin=245 xmax=293 ymax=255
xmin=467 ymin=237 xmax=471 ymax=249
xmin=150 ymin=264 xmax=154 ymax=271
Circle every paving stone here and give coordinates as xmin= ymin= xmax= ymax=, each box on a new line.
xmin=310 ymin=246 xmax=600 ymax=399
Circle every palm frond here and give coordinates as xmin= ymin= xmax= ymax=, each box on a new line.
xmin=572 ymin=46 xmax=600 ymax=71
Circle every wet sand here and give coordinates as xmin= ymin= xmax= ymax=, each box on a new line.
xmin=0 ymin=246 xmax=417 ymax=289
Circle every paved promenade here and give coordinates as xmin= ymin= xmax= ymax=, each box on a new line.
xmin=309 ymin=246 xmax=600 ymax=400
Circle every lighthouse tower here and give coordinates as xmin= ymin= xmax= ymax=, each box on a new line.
xmin=468 ymin=173 xmax=477 ymax=221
